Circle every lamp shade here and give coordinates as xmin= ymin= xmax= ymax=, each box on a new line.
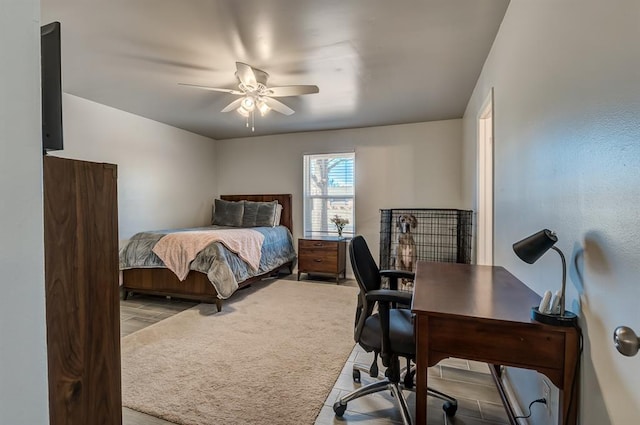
xmin=512 ymin=229 xmax=558 ymax=264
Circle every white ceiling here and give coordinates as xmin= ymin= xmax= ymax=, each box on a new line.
xmin=41 ymin=0 xmax=510 ymax=140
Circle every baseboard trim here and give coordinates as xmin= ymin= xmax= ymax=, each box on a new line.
xmin=489 ymin=365 xmax=528 ymax=425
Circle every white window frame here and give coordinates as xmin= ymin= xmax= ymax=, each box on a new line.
xmin=303 ymin=152 xmax=355 ymax=237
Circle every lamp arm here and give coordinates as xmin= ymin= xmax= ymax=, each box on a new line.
xmin=551 ymin=246 xmax=567 ymax=316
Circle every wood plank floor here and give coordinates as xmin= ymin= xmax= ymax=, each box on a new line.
xmin=120 ymin=276 xmax=509 ymax=425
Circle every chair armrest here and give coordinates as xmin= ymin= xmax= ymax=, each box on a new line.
xmin=366 ymin=289 xmax=413 ymax=306
xmin=379 ymin=269 xmax=415 ymax=280
xmin=367 ymin=289 xmax=414 ymax=369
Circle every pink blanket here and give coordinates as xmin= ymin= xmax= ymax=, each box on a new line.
xmin=152 ymin=229 xmax=265 ymax=281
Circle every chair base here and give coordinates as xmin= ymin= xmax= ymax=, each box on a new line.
xmin=352 ymin=362 xmax=379 ymax=382
xmin=332 ymin=374 xmax=458 ymax=425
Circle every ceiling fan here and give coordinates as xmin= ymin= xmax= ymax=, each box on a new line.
xmin=179 ymin=62 xmax=319 ymax=131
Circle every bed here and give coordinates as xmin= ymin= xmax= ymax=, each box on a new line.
xmin=119 ymin=194 xmax=296 ymax=311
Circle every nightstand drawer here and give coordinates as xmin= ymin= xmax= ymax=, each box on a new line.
xmin=299 ymin=248 xmax=338 ymax=263
xmin=299 ymin=253 xmax=339 ymax=273
xmin=299 ymin=239 xmax=337 ymax=251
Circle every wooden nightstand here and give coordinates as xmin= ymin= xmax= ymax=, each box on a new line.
xmin=297 ymin=236 xmax=347 ymax=283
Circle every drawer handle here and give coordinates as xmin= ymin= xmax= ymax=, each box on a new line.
xmin=314 ymin=259 xmax=323 ymax=262
xmin=313 ymin=243 xmax=324 ymax=247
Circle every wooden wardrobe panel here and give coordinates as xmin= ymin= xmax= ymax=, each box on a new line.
xmin=43 ymin=156 xmax=121 ymax=425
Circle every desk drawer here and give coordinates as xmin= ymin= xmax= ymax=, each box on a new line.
xmin=427 ymin=316 xmax=566 ymax=370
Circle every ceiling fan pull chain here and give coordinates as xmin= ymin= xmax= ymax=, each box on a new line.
xmin=251 ymin=111 xmax=255 ymax=132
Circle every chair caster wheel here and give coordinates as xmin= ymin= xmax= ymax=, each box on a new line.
xmin=443 ymin=401 xmax=457 ymax=417
xmin=333 ymin=401 xmax=347 ymax=417
xmin=352 ymin=369 xmax=361 ymax=383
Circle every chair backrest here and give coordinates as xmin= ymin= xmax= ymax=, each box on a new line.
xmin=349 ymin=235 xmax=382 ymax=343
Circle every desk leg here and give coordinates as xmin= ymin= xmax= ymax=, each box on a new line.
xmin=416 ymin=366 xmax=427 ymax=424
xmin=415 ymin=316 xmax=428 ymax=425
xmin=559 ymin=330 xmax=580 ymax=425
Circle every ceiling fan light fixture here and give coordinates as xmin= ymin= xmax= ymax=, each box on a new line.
xmin=240 ymin=96 xmax=255 ymax=111
xmin=257 ymin=99 xmax=270 ymax=116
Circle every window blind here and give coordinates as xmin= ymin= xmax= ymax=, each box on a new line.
xmin=303 ymin=152 xmax=355 ymax=237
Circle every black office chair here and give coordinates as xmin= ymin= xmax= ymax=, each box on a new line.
xmin=333 ymin=235 xmax=457 ymax=425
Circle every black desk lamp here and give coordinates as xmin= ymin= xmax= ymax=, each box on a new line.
xmin=513 ymin=229 xmax=578 ymax=326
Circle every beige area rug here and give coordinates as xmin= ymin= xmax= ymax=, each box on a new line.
xmin=121 ymin=279 xmax=358 ymax=425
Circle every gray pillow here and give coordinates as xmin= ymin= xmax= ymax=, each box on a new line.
xmin=212 ymin=199 xmax=244 ymax=227
xmin=242 ymin=200 xmax=278 ymax=227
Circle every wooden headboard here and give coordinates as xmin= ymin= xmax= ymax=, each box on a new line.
xmin=220 ymin=194 xmax=293 ymax=234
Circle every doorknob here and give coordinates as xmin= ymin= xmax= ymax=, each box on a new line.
xmin=613 ymin=326 xmax=640 ymax=357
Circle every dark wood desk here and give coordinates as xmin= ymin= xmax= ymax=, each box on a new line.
xmin=412 ymin=262 xmax=580 ymax=425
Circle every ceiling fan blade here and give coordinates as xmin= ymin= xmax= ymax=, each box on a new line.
xmin=178 ymin=83 xmax=243 ymax=95
xmin=267 ymin=85 xmax=319 ymax=97
xmin=264 ymin=97 xmax=295 ymax=116
xmin=221 ymin=98 xmax=244 ymax=113
xmin=235 ymin=62 xmax=258 ymax=89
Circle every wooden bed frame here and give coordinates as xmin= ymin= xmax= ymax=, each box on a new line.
xmin=121 ymin=194 xmax=294 ymax=311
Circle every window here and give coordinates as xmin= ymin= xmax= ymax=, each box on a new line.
xmin=303 ymin=152 xmax=355 ymax=237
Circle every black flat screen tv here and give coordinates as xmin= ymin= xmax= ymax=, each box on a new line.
xmin=41 ymin=21 xmax=63 ymax=153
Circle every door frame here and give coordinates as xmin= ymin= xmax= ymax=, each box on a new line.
xmin=477 ymin=88 xmax=494 ymax=265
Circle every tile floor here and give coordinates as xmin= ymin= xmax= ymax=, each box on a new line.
xmin=314 ymin=346 xmax=508 ymax=425
xmin=120 ymin=276 xmax=509 ymax=425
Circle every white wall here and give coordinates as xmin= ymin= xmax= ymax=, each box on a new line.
xmin=463 ymin=1 xmax=640 ymax=423
xmin=53 ymin=94 xmax=218 ymax=240
xmin=216 ymin=120 xmax=464 ymax=266
xmin=0 ymin=1 xmax=50 ymax=423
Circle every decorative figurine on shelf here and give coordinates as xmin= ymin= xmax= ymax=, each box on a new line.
xmin=330 ymin=215 xmax=349 ymax=238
